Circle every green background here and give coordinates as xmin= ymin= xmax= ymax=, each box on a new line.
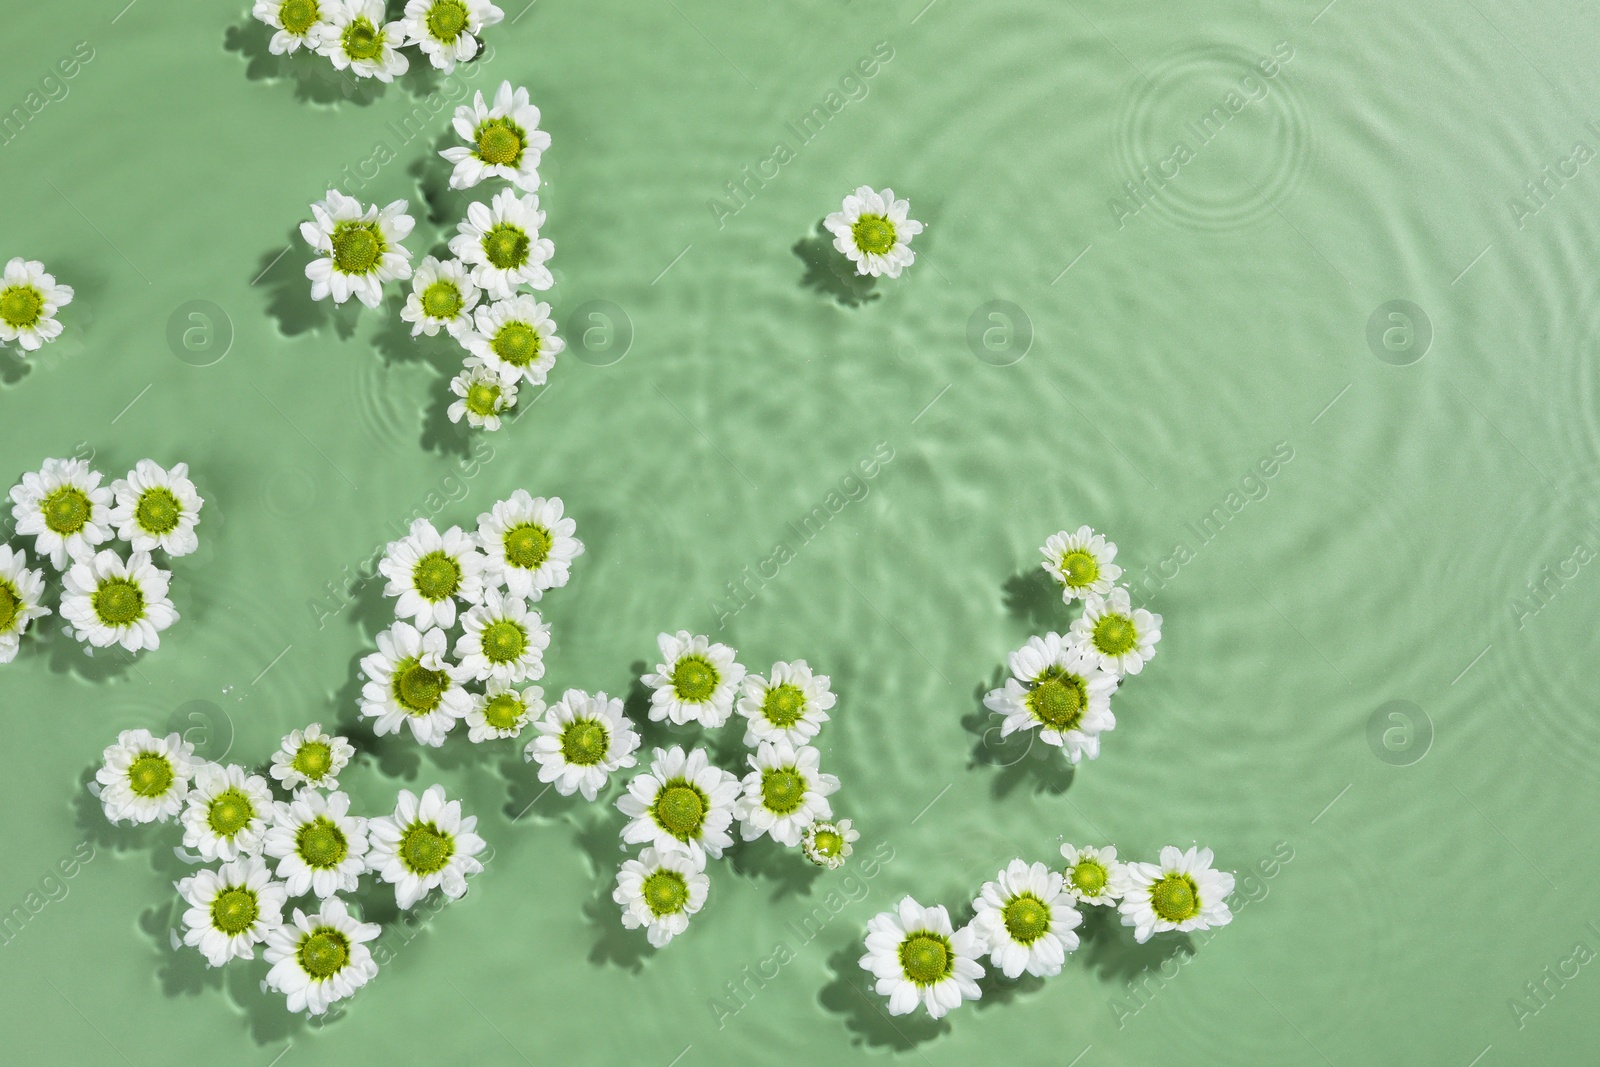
xmin=2 ymin=0 xmax=1597 ymax=1063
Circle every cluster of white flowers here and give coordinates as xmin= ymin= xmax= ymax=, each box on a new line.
xmin=92 ymin=724 xmax=487 ymax=1016
xmin=0 ymin=257 xmax=73 ymax=354
xmin=824 ymin=186 xmax=924 ymax=280
xmin=253 ymin=0 xmax=503 ymax=78
xmin=862 ymin=842 xmax=1233 ymax=1019
xmin=2 ymin=458 xmax=203 ymax=660
xmin=982 ymin=526 xmax=1163 ymax=764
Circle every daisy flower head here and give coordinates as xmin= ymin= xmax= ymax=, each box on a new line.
xmin=824 ymin=186 xmax=923 ymax=280
xmin=466 ymin=680 xmax=544 ymax=742
xmin=453 ymin=587 xmax=549 ymax=684
xmin=95 ymin=728 xmax=196 ymax=824
xmin=10 ymin=457 xmax=112 ymax=570
xmin=448 ymin=187 xmax=553 ymax=298
xmin=400 ymin=0 xmax=502 ymax=73
xmin=1041 ymin=525 xmax=1122 ymax=603
xmin=734 ymin=741 xmax=839 ymax=847
xmin=359 ymin=621 xmax=471 ymax=747
xmin=0 ymin=545 xmax=48 ymax=663
xmin=1059 ymin=843 xmax=1130 ymax=906
xmin=270 ymin=723 xmax=355 ymax=792
xmin=442 ymin=80 xmax=551 ymax=192
xmin=253 ymin=0 xmax=329 ymax=54
xmin=176 ymin=856 xmax=287 ymax=967
xmin=400 ymin=255 xmax=480 ymax=338
xmin=983 ymin=632 xmax=1116 ymax=763
xmin=312 ymin=0 xmax=408 ymax=81
xmin=181 ymin=763 xmax=275 ymax=863
xmin=1119 ymin=846 xmax=1235 ymax=944
xmin=463 ymin=295 xmax=562 ymax=386
xmin=801 ymin=818 xmax=858 ymax=870
xmin=970 ymin=859 xmax=1082 ymax=979
xmin=526 ymin=688 xmax=640 ymax=800
xmin=736 ymin=659 xmax=834 ymax=747
xmin=0 ymin=257 xmax=72 ymax=352
xmin=262 ymin=789 xmax=370 ymax=898
xmin=475 ymin=490 xmax=582 ymax=601
xmin=613 ymin=847 xmax=708 ymax=948
xmin=60 ymin=549 xmax=179 ymax=653
xmin=377 ymin=516 xmax=486 ymax=631
xmin=448 ymin=361 xmax=518 ymax=431
xmin=366 ymin=784 xmax=487 ymax=909
xmin=109 ymin=460 xmax=203 ymax=557
xmin=1071 ymin=588 xmax=1162 ymax=677
xmin=860 ymin=897 xmax=984 ymax=1019
xmin=643 ymin=631 xmax=746 ymax=727
xmin=300 ymin=190 xmax=415 ymax=308
xmin=263 ymin=897 xmax=380 ymax=1016
xmin=617 ymin=746 xmax=740 ymax=864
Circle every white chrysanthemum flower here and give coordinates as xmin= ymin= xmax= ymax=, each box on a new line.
xmin=366 ymin=784 xmax=487 ymax=909
xmin=462 ymin=296 xmax=562 ymax=386
xmin=0 ymin=546 xmax=48 ymax=663
xmin=252 ymin=0 xmax=329 ymax=54
xmin=1041 ymin=525 xmax=1122 ymax=602
xmin=441 ymin=80 xmax=551 ymax=192
xmin=643 ymin=631 xmax=746 ymax=727
xmin=860 ymin=897 xmax=985 ymax=1019
xmin=465 ymin=680 xmax=543 ymax=742
xmin=733 ymin=741 xmax=839 ymax=847
xmin=448 ymin=187 xmax=553 ymax=299
xmin=263 ymin=897 xmax=380 ymax=1016
xmin=824 ymin=186 xmax=923 ymax=279
xmin=359 ymin=621 xmax=471 ymax=746
xmin=399 ymin=0 xmax=501 ymax=72
xmin=0 ymin=257 xmax=72 ymax=352
xmin=60 ymin=550 xmax=179 ymax=653
xmin=1071 ymin=588 xmax=1162 ymax=677
xmin=613 ymin=847 xmax=708 ymax=948
xmin=1119 ymin=846 xmax=1235 ymax=944
xmin=176 ymin=856 xmax=287 ymax=967
xmin=95 ymin=728 xmax=196 ymax=824
xmin=262 ymin=789 xmax=370 ymax=899
xmin=378 ymin=517 xmax=486 ymax=631
xmin=448 ymin=361 xmax=517 ymax=431
xmin=526 ymin=689 xmax=640 ymax=800
xmin=270 ymin=723 xmax=355 ymax=792
xmin=181 ymin=763 xmax=275 ymax=863
xmin=109 ymin=460 xmax=204 ymax=557
xmin=617 ymin=746 xmax=740 ymax=865
xmin=312 ymin=0 xmax=408 ymax=81
xmin=735 ymin=659 xmax=834 ymax=747
xmin=9 ymin=457 xmax=112 ymax=570
xmin=400 ymin=255 xmax=480 ymax=338
xmin=453 ymin=588 xmax=548 ymax=685
xmin=801 ymin=818 xmax=858 ymax=870
xmin=983 ymin=632 xmax=1116 ymax=763
xmin=1059 ymin=843 xmax=1131 ymax=906
xmin=970 ymin=859 xmax=1082 ymax=980
xmin=300 ymin=190 xmax=414 ymax=308
xmin=475 ymin=490 xmax=582 ymax=601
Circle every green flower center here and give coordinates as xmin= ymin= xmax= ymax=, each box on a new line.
xmin=297 ymin=818 xmax=348 ymax=869
xmin=1003 ymin=894 xmax=1051 ymax=945
xmin=207 ymin=788 xmax=255 ymax=837
xmin=1060 ymin=549 xmax=1098 ymax=587
xmin=481 ymin=619 xmax=526 ymax=664
xmin=93 ymin=578 xmax=145 ymax=628
xmin=1071 ymin=860 xmax=1108 ymax=896
xmin=426 ymin=0 xmax=468 ymax=40
xmin=476 ymin=120 xmax=525 ymax=167
xmin=1094 ymin=613 xmax=1139 ymax=657
xmin=341 ymin=17 xmax=383 ymax=61
xmin=503 ymin=523 xmax=551 ymax=570
xmin=400 ymin=822 xmax=454 ymax=875
xmin=851 ymin=214 xmax=896 ymax=256
xmin=420 ymin=279 xmax=464 ymax=320
xmin=394 ymin=658 xmax=449 ymax=714
xmin=491 ymin=321 xmax=540 ymax=367
xmin=642 ymin=869 xmax=689 ymax=917
xmin=331 ymin=221 xmax=382 ymax=275
xmin=1151 ymin=874 xmax=1200 ymax=923
xmin=483 ymin=224 xmax=530 ymax=270
xmin=466 ymin=380 xmax=501 ymax=416
xmin=0 ymin=583 xmax=19 ymax=634
xmin=135 ymin=487 xmax=181 ymax=535
xmin=559 ymin=718 xmax=609 ymax=766
xmin=653 ymin=782 xmax=706 ymax=840
xmin=127 ymin=753 xmax=174 ymax=798
xmin=761 ymin=684 xmax=806 ymax=728
xmin=0 ymin=285 xmax=43 ymax=329
xmin=42 ymin=486 xmax=90 ymax=535
xmin=760 ymin=769 xmax=805 ymax=815
xmin=298 ymin=928 xmax=351 ymax=980
xmin=210 ymin=887 xmax=259 ymax=936
xmin=1026 ymin=671 xmax=1086 ymax=731
xmin=280 ymin=0 xmax=319 ymax=35
xmin=670 ymin=657 xmax=718 ymax=703
xmin=412 ymin=551 xmax=461 ymax=601
xmin=484 ymin=693 xmax=526 ymax=732
xmin=293 ymin=741 xmax=333 ymax=780
xmin=899 ymin=933 xmax=951 ymax=986
xmin=811 ymin=829 xmax=844 ymax=858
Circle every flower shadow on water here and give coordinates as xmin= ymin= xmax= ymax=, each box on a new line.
xmin=573 ymin=810 xmax=653 ymax=974
xmin=728 ymin=835 xmax=823 ymax=903
xmin=1079 ymin=906 xmax=1193 ymax=987
xmin=43 ymin=622 xmax=146 ymax=684
xmin=793 ymin=221 xmax=880 ymax=308
xmin=222 ymin=20 xmax=383 ymax=108
xmin=72 ymin=766 xmax=148 ymax=854
xmin=1 ymin=346 xmax=31 ymax=387
xmin=817 ymin=942 xmax=950 ymax=1051
xmin=252 ymin=228 xmax=362 ymax=341
xmin=962 ymin=672 xmax=1076 ymax=801
xmin=332 ymin=650 xmax=426 ymax=784
xmin=1003 ymin=568 xmax=1067 ymax=631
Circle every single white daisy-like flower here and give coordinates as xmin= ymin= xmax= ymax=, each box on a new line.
xmin=377 ymin=517 xmax=486 ymax=631
xmin=400 ymin=255 xmax=480 ymax=338
xmin=1119 ymin=846 xmax=1235 ymax=944
xmin=252 ymin=0 xmax=329 ymax=54
xmin=618 ymin=746 xmax=740 ymax=865
xmin=462 ymin=296 xmax=562 ymax=386
xmin=263 ymin=897 xmax=380 ymax=1016
xmin=733 ymin=740 xmax=839 ymax=847
xmin=300 ymin=189 xmax=415 ymax=309
xmin=613 ymin=847 xmax=708 ymax=948
xmin=441 ymin=80 xmax=551 ymax=192
xmin=9 ymin=457 xmax=112 ymax=570
xmin=95 ymin=728 xmax=196 ymax=824
xmin=824 ymin=186 xmax=923 ymax=280
xmin=448 ymin=361 xmax=518 ymax=431
xmin=643 ymin=631 xmax=746 ymax=727
xmin=0 ymin=257 xmax=73 ymax=352
xmin=465 ymin=680 xmax=543 ymax=743
xmin=1071 ymin=588 xmax=1162 ymax=677
xmin=801 ymin=818 xmax=858 ymax=870
xmin=181 ymin=763 xmax=275 ymax=863
xmin=312 ymin=0 xmax=408 ymax=81
xmin=1059 ymin=843 xmax=1131 ymax=906
xmin=525 ymin=689 xmax=640 ymax=801
xmin=359 ymin=621 xmax=472 ymax=747
xmin=262 ymin=789 xmax=370 ymax=899
xmin=1041 ymin=525 xmax=1122 ymax=603
xmin=448 ymin=187 xmax=553 ymax=299
xmin=735 ymin=659 xmax=834 ymax=747
xmin=399 ymin=0 xmax=502 ymax=73
xmin=270 ymin=723 xmax=355 ymax=792
xmin=109 ymin=460 xmax=204 ymax=557
xmin=970 ymin=859 xmax=1082 ymax=980
xmin=453 ymin=588 xmax=549 ymax=684
xmin=0 ymin=545 xmax=48 ymax=664
xmin=474 ymin=490 xmax=582 ymax=601
xmin=860 ymin=897 xmax=985 ymax=1019
xmin=366 ymin=784 xmax=487 ymax=909
xmin=983 ymin=632 xmax=1116 ymax=763
xmin=176 ymin=856 xmax=287 ymax=967
xmin=60 ymin=549 xmax=179 ymax=653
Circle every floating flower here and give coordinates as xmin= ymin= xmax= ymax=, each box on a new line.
xmin=400 ymin=255 xmax=480 ymax=337
xmin=448 ymin=187 xmax=553 ymax=298
xmin=643 ymin=630 xmax=745 ymax=727
xmin=377 ymin=517 xmax=486 ymax=631
xmin=300 ymin=190 xmax=414 ymax=308
xmin=263 ymin=897 xmax=380 ymax=1016
xmin=466 ymin=680 xmax=543 ymax=743
xmin=60 ymin=549 xmax=179 ymax=653
xmin=474 ymin=490 xmax=582 ymax=601
xmin=1071 ymin=588 xmax=1162 ymax=677
xmin=613 ymin=847 xmax=708 ymax=948
xmin=735 ymin=659 xmax=834 ymax=747
xmin=617 ymin=746 xmax=740 ymax=865
xmin=859 ymin=897 xmax=984 ymax=1019
xmin=983 ymin=632 xmax=1116 ymax=763
xmin=177 ymin=856 xmax=287 ymax=967
xmin=95 ymin=728 xmax=196 ymax=824
xmin=252 ymin=0 xmax=329 ymax=54
xmin=441 ymin=80 xmax=550 ymax=192
xmin=526 ymin=689 xmax=640 ymax=800
xmin=109 ymin=460 xmax=203 ymax=557
xmin=970 ymin=859 xmax=1082 ymax=979
xmin=262 ymin=789 xmax=371 ymax=899
xmin=181 ymin=763 xmax=274 ymax=863
xmin=1040 ymin=526 xmax=1121 ymax=603
xmin=801 ymin=818 xmax=858 ymax=870
xmin=447 ymin=361 xmax=517 ymax=430
xmin=359 ymin=621 xmax=472 ymax=747
xmin=824 ymin=186 xmax=923 ymax=280
xmin=366 ymin=784 xmax=487 ymax=909
xmin=0 ymin=257 xmax=72 ymax=352
xmin=1119 ymin=846 xmax=1235 ymax=944
xmin=269 ymin=723 xmax=355 ymax=792
xmin=0 ymin=546 xmax=48 ymax=663
xmin=9 ymin=457 xmax=112 ymax=570
xmin=399 ymin=0 xmax=502 ymax=73
xmin=1059 ymin=843 xmax=1130 ymax=906
xmin=453 ymin=587 xmax=548 ymax=684
xmin=312 ymin=0 xmax=408 ymax=81
xmin=462 ymin=295 xmax=561 ymax=386
xmin=733 ymin=740 xmax=839 ymax=847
